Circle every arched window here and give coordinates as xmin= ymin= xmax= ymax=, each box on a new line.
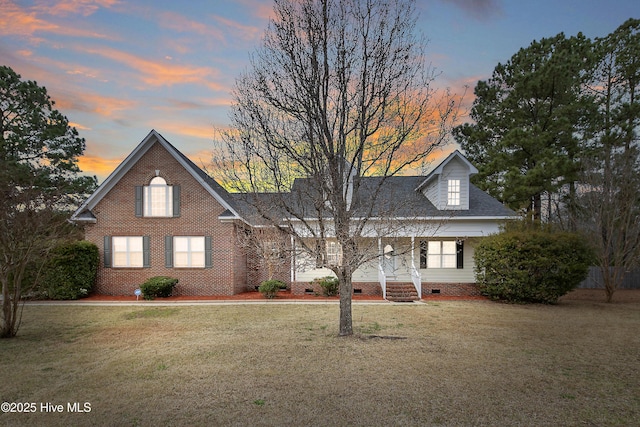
xmin=144 ymin=177 xmax=173 ymax=217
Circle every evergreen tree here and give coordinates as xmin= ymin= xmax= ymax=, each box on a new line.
xmin=1 ymin=65 xmax=96 ymax=337
xmin=453 ymin=33 xmax=591 ymax=220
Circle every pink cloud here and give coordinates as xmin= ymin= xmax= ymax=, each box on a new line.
xmin=0 ymin=0 xmax=113 ymax=39
xmin=79 ymin=45 xmax=224 ymax=90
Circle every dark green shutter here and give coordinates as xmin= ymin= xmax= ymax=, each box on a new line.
xmin=419 ymin=240 xmax=427 ymax=269
xmin=205 ymin=236 xmax=212 ymax=268
xmin=143 ymin=236 xmax=151 ymax=268
xmin=456 ymin=240 xmax=464 ymax=269
xmin=172 ymin=185 xmax=181 ymax=217
xmin=165 ymin=236 xmax=173 ymax=268
xmin=104 ymin=236 xmax=112 ymax=268
xmin=135 ymin=186 xmax=143 ymax=217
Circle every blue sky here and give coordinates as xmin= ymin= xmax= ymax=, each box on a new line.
xmin=1 ymin=0 xmax=638 ymax=182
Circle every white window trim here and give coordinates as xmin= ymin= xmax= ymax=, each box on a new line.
xmin=427 ymin=240 xmax=457 ymax=269
xmin=447 ymin=179 xmax=461 ymax=206
xmin=112 ymin=236 xmax=144 ymax=268
xmin=144 ymin=177 xmax=173 ymax=217
xmin=174 ymin=236 xmax=206 ymax=268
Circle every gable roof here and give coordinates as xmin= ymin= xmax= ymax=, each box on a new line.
xmin=288 ymin=176 xmax=514 ymax=219
xmin=71 ymin=129 xmax=242 ymax=222
xmin=415 ymin=149 xmax=479 ymax=192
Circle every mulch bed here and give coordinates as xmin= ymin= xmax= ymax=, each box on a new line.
xmin=82 ymin=290 xmax=489 ymax=302
xmin=79 ymin=289 xmax=639 ymax=303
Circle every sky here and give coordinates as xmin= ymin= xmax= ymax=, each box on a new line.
xmin=1 ymin=0 xmax=638 ymax=183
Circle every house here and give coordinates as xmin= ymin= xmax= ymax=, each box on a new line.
xmin=71 ymin=130 xmax=516 ymax=298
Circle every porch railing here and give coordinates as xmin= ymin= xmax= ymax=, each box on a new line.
xmin=378 ymin=264 xmax=387 ymax=299
xmin=410 ymin=263 xmax=421 ymax=299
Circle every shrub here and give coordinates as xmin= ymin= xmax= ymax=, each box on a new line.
xmin=140 ymin=276 xmax=179 ymax=300
xmin=42 ymin=240 xmax=99 ymax=300
xmin=474 ymin=226 xmax=593 ymax=304
xmin=258 ymin=279 xmax=285 ymax=299
xmin=315 ymin=276 xmax=339 ymax=296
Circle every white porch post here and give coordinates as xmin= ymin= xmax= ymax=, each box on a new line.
xmin=290 ymin=235 xmax=295 ymax=284
xmin=411 ymin=236 xmax=422 ymax=299
xmin=377 ymin=238 xmax=386 ymax=299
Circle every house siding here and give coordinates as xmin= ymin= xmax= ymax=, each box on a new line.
xmin=292 ymin=238 xmax=476 ymax=295
xmin=440 ymin=157 xmax=470 ymax=210
xmin=84 ymin=141 xmax=245 ymax=296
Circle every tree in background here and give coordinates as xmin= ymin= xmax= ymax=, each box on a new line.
xmin=0 ymin=65 xmax=96 ymax=338
xmin=576 ymin=19 xmax=640 ymax=302
xmin=453 ymin=33 xmax=591 ymax=221
xmin=215 ymin=0 xmax=458 ymax=336
xmin=456 ymin=19 xmax=640 ymax=302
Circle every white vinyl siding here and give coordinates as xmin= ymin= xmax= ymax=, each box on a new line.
xmin=440 ymin=157 xmax=470 ymax=210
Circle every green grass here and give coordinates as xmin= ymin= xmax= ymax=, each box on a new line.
xmin=1 ymin=299 xmax=639 ymax=426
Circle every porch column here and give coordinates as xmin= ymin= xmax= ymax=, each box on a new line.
xmin=290 ymin=235 xmax=295 ymax=284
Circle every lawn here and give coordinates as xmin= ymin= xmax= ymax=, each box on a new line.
xmin=1 ymin=295 xmax=638 ymax=426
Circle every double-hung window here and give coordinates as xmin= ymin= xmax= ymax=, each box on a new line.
xmin=104 ymin=236 xmax=150 ymax=268
xmin=135 ymin=177 xmax=180 ymax=217
xmin=174 ymin=236 xmax=205 ymax=268
xmin=420 ymin=240 xmax=464 ymax=269
xmin=447 ymin=179 xmax=460 ymax=206
xmin=326 ymin=241 xmax=342 ymax=266
xmin=145 ymin=177 xmax=173 ymax=217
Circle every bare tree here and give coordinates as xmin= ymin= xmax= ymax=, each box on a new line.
xmin=236 ymin=225 xmax=291 ymax=286
xmin=215 ymin=0 xmax=458 ymax=335
xmin=576 ymin=19 xmax=640 ymax=302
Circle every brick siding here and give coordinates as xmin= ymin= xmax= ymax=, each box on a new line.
xmin=84 ymin=141 xmax=246 ymax=296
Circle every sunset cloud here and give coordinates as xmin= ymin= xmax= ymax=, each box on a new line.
xmin=78 ymin=154 xmax=124 ymax=178
xmin=157 ymin=11 xmax=225 ymax=41
xmin=78 ymin=46 xmax=224 ymax=90
xmin=33 ymin=0 xmax=121 ymax=17
xmin=0 ymin=0 xmax=113 ymax=40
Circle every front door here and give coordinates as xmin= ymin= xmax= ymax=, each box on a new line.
xmin=382 ymin=244 xmax=396 ymax=278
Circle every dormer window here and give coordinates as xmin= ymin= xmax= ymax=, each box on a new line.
xmin=135 ymin=177 xmax=181 ymax=218
xmin=447 ymin=179 xmax=460 ymax=206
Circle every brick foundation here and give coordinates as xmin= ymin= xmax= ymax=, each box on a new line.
xmin=421 ymin=283 xmax=481 ymax=297
xmin=293 ymin=281 xmax=480 ymax=298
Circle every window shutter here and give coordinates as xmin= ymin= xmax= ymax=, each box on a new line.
xmin=172 ymin=185 xmax=181 ymax=217
xmin=165 ymin=236 xmax=173 ymax=268
xmin=419 ymin=240 xmax=427 ymax=269
xmin=143 ymin=236 xmax=151 ymax=268
xmin=456 ymin=240 xmax=464 ymax=269
xmin=205 ymin=236 xmax=212 ymax=268
xmin=104 ymin=236 xmax=112 ymax=268
xmin=135 ymin=186 xmax=143 ymax=217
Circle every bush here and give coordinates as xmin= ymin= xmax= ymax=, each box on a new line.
xmin=140 ymin=276 xmax=179 ymax=300
xmin=42 ymin=240 xmax=99 ymax=300
xmin=315 ymin=276 xmax=339 ymax=296
xmin=474 ymin=226 xmax=593 ymax=304
xmin=258 ymin=279 xmax=285 ymax=299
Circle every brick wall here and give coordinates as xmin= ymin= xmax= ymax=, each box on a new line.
xmin=421 ymin=283 xmax=481 ymax=297
xmin=84 ymin=141 xmax=245 ymax=296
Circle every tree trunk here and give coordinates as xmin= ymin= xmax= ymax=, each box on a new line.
xmin=1 ymin=282 xmax=17 ymax=338
xmin=338 ymin=270 xmax=353 ymax=336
